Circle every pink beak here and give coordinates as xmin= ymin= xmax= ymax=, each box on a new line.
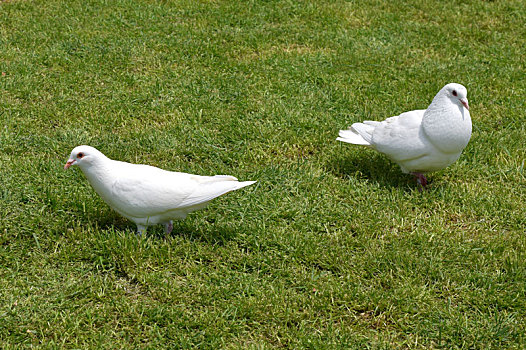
xmin=64 ymin=159 xmax=75 ymax=169
xmin=460 ymin=98 xmax=469 ymax=110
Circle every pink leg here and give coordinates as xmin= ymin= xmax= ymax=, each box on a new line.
xmin=411 ymin=172 xmax=428 ymax=191
xmin=164 ymin=221 xmax=173 ymax=235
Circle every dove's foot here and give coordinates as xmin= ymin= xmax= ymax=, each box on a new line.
xmin=136 ymin=225 xmax=147 ymax=236
xmin=411 ymin=172 xmax=428 ymax=191
xmin=164 ymin=221 xmax=173 ymax=235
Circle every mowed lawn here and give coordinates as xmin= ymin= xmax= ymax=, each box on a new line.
xmin=0 ymin=0 xmax=525 ymax=348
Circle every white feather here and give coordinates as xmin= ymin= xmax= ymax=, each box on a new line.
xmin=65 ymin=146 xmax=256 ymax=234
xmin=337 ymin=83 xmax=472 ymax=175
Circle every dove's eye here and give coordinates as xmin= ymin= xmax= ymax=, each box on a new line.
xmin=77 ymin=152 xmax=84 ymax=158
xmin=452 ymin=90 xmax=458 ymax=97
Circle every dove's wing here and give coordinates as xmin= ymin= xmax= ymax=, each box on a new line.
xmin=107 ymin=163 xmax=253 ymax=218
xmin=370 ymin=109 xmax=430 ymax=163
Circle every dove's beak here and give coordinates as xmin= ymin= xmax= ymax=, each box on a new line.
xmin=460 ymin=98 xmax=469 ymax=110
xmin=64 ymin=159 xmax=76 ymax=169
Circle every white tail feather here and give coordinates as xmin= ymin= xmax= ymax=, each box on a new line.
xmin=337 ymin=121 xmax=379 ymax=146
xmin=337 ymin=128 xmax=370 ymax=146
xmin=212 ymin=175 xmax=238 ymax=181
xmin=235 ymin=180 xmax=257 ymax=190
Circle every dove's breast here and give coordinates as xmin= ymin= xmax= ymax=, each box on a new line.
xmin=422 ymin=106 xmax=472 ymax=155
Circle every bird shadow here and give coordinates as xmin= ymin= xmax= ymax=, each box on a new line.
xmin=151 ymin=218 xmax=239 ymax=245
xmin=328 ymin=150 xmax=418 ymax=190
xmin=75 ymin=206 xmax=241 ymax=244
xmin=86 ymin=211 xmax=133 ymax=232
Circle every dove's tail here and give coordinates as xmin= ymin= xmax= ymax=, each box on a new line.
xmin=336 ymin=121 xmax=377 ymax=146
xmin=234 ymin=180 xmax=257 ymax=190
xmin=209 ymin=176 xmax=256 ymax=190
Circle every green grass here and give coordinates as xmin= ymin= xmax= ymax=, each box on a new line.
xmin=0 ymin=0 xmax=525 ymax=348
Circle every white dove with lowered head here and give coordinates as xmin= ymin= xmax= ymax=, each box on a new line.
xmin=337 ymin=83 xmax=472 ymax=189
xmin=65 ymin=145 xmax=256 ymax=235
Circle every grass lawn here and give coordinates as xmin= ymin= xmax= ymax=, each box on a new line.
xmin=0 ymin=0 xmax=525 ymax=348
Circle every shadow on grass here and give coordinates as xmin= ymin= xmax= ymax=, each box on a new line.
xmin=168 ymin=219 xmax=238 ymax=245
xmin=329 ymin=150 xmax=418 ymax=190
xmin=78 ymin=206 xmax=238 ymax=244
xmin=96 ymin=215 xmax=131 ymax=232
xmin=129 ymin=217 xmax=238 ymax=245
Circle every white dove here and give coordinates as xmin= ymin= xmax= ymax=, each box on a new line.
xmin=64 ymin=145 xmax=256 ymax=235
xmin=337 ymin=83 xmax=472 ymax=189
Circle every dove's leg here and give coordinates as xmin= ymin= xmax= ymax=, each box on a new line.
xmin=136 ymin=224 xmax=147 ymax=236
xmin=411 ymin=172 xmax=428 ymax=191
xmin=164 ymin=221 xmax=173 ymax=235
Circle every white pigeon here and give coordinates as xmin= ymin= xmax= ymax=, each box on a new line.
xmin=337 ymin=83 xmax=472 ymax=188
xmin=64 ymin=145 xmax=256 ymax=235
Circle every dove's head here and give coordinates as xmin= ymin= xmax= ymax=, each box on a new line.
xmin=443 ymin=83 xmax=469 ymax=110
xmin=64 ymin=145 xmax=106 ymax=170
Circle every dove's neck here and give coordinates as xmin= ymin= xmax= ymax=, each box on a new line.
xmin=80 ymin=156 xmax=117 ymax=201
xmin=422 ymin=93 xmax=472 ymax=154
